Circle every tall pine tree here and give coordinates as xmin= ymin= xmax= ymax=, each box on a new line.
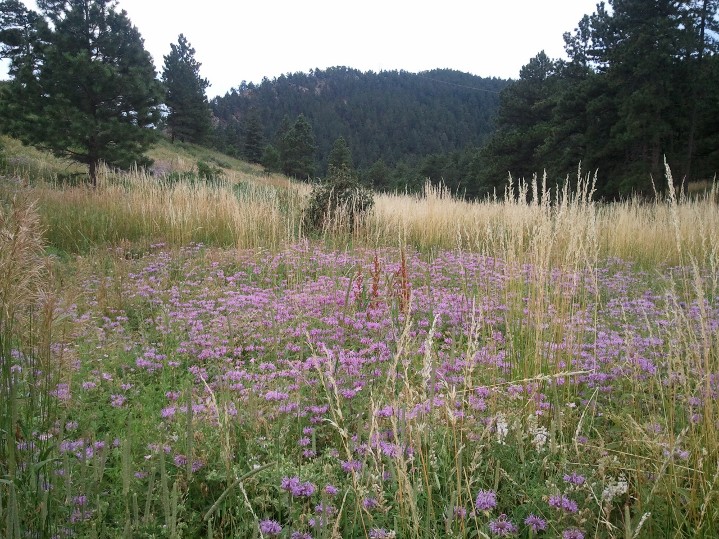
xmin=281 ymin=114 xmax=317 ymax=180
xmin=327 ymin=136 xmax=354 ymax=173
xmin=162 ymin=34 xmax=211 ymax=144
xmin=243 ymin=113 xmax=265 ymax=163
xmin=0 ymin=0 xmax=163 ymax=186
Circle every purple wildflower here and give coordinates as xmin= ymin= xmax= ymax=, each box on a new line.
xmin=488 ymin=514 xmax=518 ymax=536
xmin=453 ymin=506 xmax=467 ymax=519
xmin=110 ymin=394 xmax=126 ymax=407
xmin=562 ymin=528 xmax=585 ymax=539
xmin=524 ymin=513 xmax=547 ymax=532
xmin=281 ymin=476 xmax=316 ymax=497
xmin=340 ymin=459 xmax=363 ymax=473
xmin=324 ymin=484 xmax=339 ymax=496
xmin=549 ymin=494 xmax=578 ymax=513
xmin=363 ymin=496 xmax=378 ymax=510
xmin=563 ymin=472 xmax=586 ymax=485
xmin=369 ymin=529 xmax=392 ymax=539
xmin=475 ymin=489 xmax=497 ymax=511
xmin=259 ymin=519 xmax=282 ymax=536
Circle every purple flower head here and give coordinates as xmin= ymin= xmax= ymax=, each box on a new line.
xmin=110 ymin=394 xmax=126 ymax=407
xmin=563 ymin=472 xmax=586 ymax=486
xmin=259 ymin=519 xmax=282 ymax=536
xmin=453 ymin=506 xmax=468 ymax=519
xmin=475 ymin=489 xmax=497 ymax=512
xmin=524 ymin=513 xmax=547 ymax=532
xmin=281 ymin=476 xmax=316 ymax=497
xmin=369 ymin=529 xmax=393 ymax=539
xmin=363 ymin=496 xmax=378 ymax=510
xmin=324 ymin=484 xmax=339 ymax=496
xmin=549 ymin=494 xmax=578 ymax=513
xmin=562 ymin=528 xmax=585 ymax=539
xmin=291 ymin=533 xmax=312 ymax=539
xmin=488 ymin=514 xmax=518 ymax=536
xmin=340 ymin=459 xmax=363 ymax=473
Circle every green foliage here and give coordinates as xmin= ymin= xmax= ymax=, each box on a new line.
xmin=0 ymin=0 xmax=163 ymax=186
xmin=210 ymin=67 xmax=508 ymax=176
xmin=164 ymin=160 xmax=224 ymax=185
xmin=162 ymin=34 xmax=212 ymax=144
xmin=261 ymin=144 xmax=281 ymax=173
xmin=280 ymin=114 xmax=317 ymax=180
xmin=366 ymin=158 xmax=391 ymax=190
xmin=478 ymin=0 xmax=719 ymax=198
xmin=195 ymin=160 xmax=223 ymax=181
xmin=243 ymin=113 xmax=265 ymax=163
xmin=304 ymin=165 xmax=374 ymax=232
xmin=326 ymin=135 xmax=353 ymax=173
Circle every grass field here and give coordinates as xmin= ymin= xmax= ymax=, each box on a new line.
xmin=1 ymin=138 xmax=718 ymax=538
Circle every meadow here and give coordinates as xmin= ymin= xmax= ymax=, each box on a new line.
xmin=1 ymin=139 xmax=718 ymax=538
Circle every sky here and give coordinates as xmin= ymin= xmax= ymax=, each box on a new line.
xmin=2 ymin=0 xmax=601 ymax=98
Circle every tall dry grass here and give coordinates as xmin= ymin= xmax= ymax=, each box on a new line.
xmin=0 ymin=196 xmax=63 ymax=537
xmin=3 ymin=156 xmax=717 ymax=267
xmin=19 ymin=167 xmax=307 ymax=253
xmin=364 ymin=172 xmax=718 ymax=268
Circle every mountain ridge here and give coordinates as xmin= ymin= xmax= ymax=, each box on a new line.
xmin=210 ymin=66 xmax=511 ymax=175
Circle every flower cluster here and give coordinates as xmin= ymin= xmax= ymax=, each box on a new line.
xmin=281 ymin=476 xmax=317 ymax=497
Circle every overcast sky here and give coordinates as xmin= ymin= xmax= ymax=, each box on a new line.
xmin=3 ymin=0 xmax=600 ymax=98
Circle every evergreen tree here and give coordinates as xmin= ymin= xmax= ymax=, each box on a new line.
xmin=243 ymin=113 xmax=264 ymax=163
xmin=478 ymin=51 xmax=561 ymax=196
xmin=0 ymin=0 xmax=162 ymax=186
xmin=281 ymin=114 xmax=317 ymax=180
xmin=162 ymin=34 xmax=211 ymax=144
xmin=327 ymin=136 xmax=353 ymax=173
xmin=261 ymin=144 xmax=281 ymax=173
xmin=590 ymin=0 xmax=684 ymax=191
xmin=366 ymin=158 xmax=391 ymax=190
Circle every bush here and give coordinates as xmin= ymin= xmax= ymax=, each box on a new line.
xmin=196 ymin=160 xmax=224 ymax=181
xmin=304 ymin=165 xmax=374 ymax=232
xmin=163 ymin=160 xmax=224 ymax=186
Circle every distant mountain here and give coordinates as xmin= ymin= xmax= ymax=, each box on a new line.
xmin=210 ymin=66 xmax=510 ymax=174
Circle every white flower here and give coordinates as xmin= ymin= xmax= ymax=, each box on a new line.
xmin=602 ymin=475 xmax=628 ymax=502
xmin=495 ymin=413 xmax=509 ymax=444
xmin=532 ymin=427 xmax=549 ymax=451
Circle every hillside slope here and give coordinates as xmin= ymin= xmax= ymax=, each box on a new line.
xmin=210 ymin=67 xmax=509 ymax=173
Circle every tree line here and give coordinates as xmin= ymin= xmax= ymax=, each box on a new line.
xmin=477 ymin=0 xmax=719 ymax=198
xmin=2 ymin=0 xmax=718 ymax=198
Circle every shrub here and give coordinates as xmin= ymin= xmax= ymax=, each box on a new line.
xmin=304 ymin=165 xmax=374 ymax=232
xmin=196 ymin=160 xmax=224 ymax=181
xmin=163 ymin=160 xmax=224 ymax=186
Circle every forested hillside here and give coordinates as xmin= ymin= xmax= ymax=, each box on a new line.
xmin=209 ymin=67 xmax=508 ymax=191
xmin=209 ymin=1 xmax=719 ymax=199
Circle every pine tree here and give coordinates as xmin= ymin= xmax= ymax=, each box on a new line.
xmin=597 ymin=1 xmax=683 ymax=189
xmin=243 ymin=113 xmax=264 ymax=163
xmin=327 ymin=136 xmax=353 ymax=173
xmin=0 ymin=0 xmax=162 ymax=186
xmin=162 ymin=34 xmax=211 ymax=144
xmin=281 ymin=114 xmax=317 ymax=180
xmin=478 ymin=51 xmax=561 ymax=196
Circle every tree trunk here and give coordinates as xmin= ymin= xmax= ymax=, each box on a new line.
xmin=89 ymin=159 xmax=97 ymax=188
xmin=685 ymin=0 xmax=709 ymax=181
